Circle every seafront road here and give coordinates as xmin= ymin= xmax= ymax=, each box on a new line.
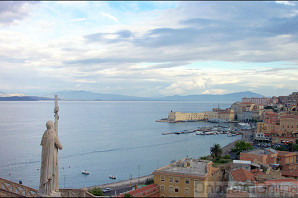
xmin=88 ymin=174 xmax=154 ymax=196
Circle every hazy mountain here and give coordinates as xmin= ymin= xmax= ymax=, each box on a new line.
xmin=0 ymin=90 xmax=263 ymax=101
xmin=0 ymin=96 xmax=53 ymax=101
xmin=50 ymin=90 xmax=152 ymax=101
xmin=161 ymin=91 xmax=263 ymax=101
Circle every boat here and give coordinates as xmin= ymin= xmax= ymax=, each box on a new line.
xmin=205 ymin=131 xmax=215 ymax=135
xmin=109 ymin=175 xmax=116 ymax=179
xmin=227 ymin=133 xmax=232 ymax=137
xmin=196 ymin=131 xmax=204 ymax=135
xmin=82 ymin=170 xmax=89 ymax=175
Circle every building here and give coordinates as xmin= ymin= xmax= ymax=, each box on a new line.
xmin=153 ymin=158 xmax=213 ymax=197
xmin=229 ymin=168 xmax=256 ymax=185
xmin=204 ymin=111 xmax=218 ymax=121
xmin=240 ymin=148 xmax=298 ymax=179
xmin=242 ymin=97 xmax=270 ymax=106
xmin=254 ymin=132 xmax=272 ymax=142
xmin=278 ymin=92 xmax=298 ymax=106
xmin=217 ymin=109 xmax=235 ymax=122
xmin=168 ymin=111 xmax=205 ymax=122
xmin=240 ymin=148 xmax=278 ymax=165
xmin=226 ymin=168 xmax=256 ymax=198
xmin=277 ymin=151 xmax=298 ymax=179
xmin=252 ymin=179 xmax=298 ymax=197
xmin=256 ymin=111 xmax=298 ymax=137
xmin=167 ymin=108 xmax=234 ymax=122
xmin=232 ymin=160 xmax=252 ymax=171
xmin=271 ymin=136 xmax=297 ymax=145
xmin=279 ymin=114 xmax=298 ymax=136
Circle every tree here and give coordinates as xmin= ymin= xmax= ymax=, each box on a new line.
xmin=232 ymin=140 xmax=253 ymax=156
xmin=88 ymin=187 xmax=104 ymax=196
xmin=124 ymin=193 xmax=134 ymax=197
xmin=145 ymin=178 xmax=154 ymax=185
xmin=210 ymin=144 xmax=222 ymax=159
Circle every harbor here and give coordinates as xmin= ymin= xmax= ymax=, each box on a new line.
xmin=162 ymin=123 xmax=253 ymax=136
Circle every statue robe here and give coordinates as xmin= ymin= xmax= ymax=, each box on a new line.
xmin=38 ymin=129 xmax=63 ymax=195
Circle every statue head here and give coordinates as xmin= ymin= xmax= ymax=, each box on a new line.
xmin=46 ymin=121 xmax=54 ymax=130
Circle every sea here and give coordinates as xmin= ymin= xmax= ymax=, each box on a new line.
xmin=0 ymin=101 xmax=241 ymax=189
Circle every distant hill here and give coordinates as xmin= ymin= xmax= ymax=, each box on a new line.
xmin=49 ymin=90 xmax=263 ymax=101
xmin=0 ymin=90 xmax=263 ymax=101
xmin=50 ymin=90 xmax=152 ymax=101
xmin=0 ymin=96 xmax=53 ymax=101
xmin=161 ymin=91 xmax=263 ymax=101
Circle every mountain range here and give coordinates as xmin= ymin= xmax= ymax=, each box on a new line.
xmin=0 ymin=90 xmax=263 ymax=101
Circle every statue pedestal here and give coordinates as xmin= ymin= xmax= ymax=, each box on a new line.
xmin=50 ymin=191 xmax=62 ymax=197
xmin=38 ymin=191 xmax=62 ymax=197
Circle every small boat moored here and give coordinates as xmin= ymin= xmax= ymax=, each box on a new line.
xmin=109 ymin=175 xmax=116 ymax=179
xmin=82 ymin=170 xmax=89 ymax=175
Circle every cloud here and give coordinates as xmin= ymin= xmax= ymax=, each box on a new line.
xmin=275 ymin=1 xmax=296 ymax=6
xmin=0 ymin=1 xmax=298 ymax=97
xmin=100 ymin=12 xmax=119 ymax=22
xmin=0 ymin=2 xmax=38 ymax=25
xmin=70 ymin=18 xmax=87 ymax=22
xmin=84 ymin=30 xmax=133 ymax=44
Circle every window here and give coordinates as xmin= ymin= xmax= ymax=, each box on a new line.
xmin=185 ymin=178 xmax=190 ymax=184
xmin=169 ymin=176 xmax=173 ymax=183
xmin=185 ymin=188 xmax=190 ymax=195
xmin=160 ymin=185 xmax=165 ymax=192
xmin=175 ymin=187 xmax=179 ymax=193
xmin=175 ymin=177 xmax=179 ymax=183
xmin=194 ymin=190 xmax=199 ymax=195
xmin=161 ymin=176 xmax=165 ymax=182
xmin=169 ymin=186 xmax=173 ymax=193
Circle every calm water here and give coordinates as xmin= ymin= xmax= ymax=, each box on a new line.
xmin=0 ymin=101 xmax=240 ymax=189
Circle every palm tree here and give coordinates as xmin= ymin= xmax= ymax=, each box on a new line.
xmin=210 ymin=144 xmax=222 ymax=159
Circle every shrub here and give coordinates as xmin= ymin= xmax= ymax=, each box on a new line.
xmin=145 ymin=178 xmax=154 ymax=185
xmin=88 ymin=187 xmax=104 ymax=196
xmin=200 ymin=155 xmax=210 ymax=160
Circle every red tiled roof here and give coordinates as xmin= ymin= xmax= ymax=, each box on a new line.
xmin=231 ymin=168 xmax=256 ymax=182
xmin=265 ymin=178 xmax=298 ymax=185
xmin=281 ymin=169 xmax=298 ymax=177
xmin=277 ymin=151 xmax=297 ymax=156
xmin=118 ymin=184 xmax=159 ymax=197
xmin=251 ymin=169 xmax=265 ymax=176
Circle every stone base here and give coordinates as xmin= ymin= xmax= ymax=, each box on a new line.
xmin=38 ymin=191 xmax=62 ymax=197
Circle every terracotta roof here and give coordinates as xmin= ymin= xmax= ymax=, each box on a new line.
xmin=251 ymin=169 xmax=265 ymax=176
xmin=118 ymin=184 xmax=159 ymax=197
xmin=231 ymin=168 xmax=256 ymax=182
xmin=265 ymin=178 xmax=298 ymax=185
xmin=277 ymin=151 xmax=297 ymax=157
xmin=281 ymin=169 xmax=298 ymax=177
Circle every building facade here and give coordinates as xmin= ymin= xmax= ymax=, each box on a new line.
xmin=242 ymin=97 xmax=270 ymax=106
xmin=153 ymin=158 xmax=213 ymax=197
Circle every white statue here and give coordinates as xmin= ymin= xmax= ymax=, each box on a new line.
xmin=38 ymin=96 xmax=62 ymax=197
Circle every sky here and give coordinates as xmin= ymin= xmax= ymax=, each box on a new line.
xmin=0 ymin=1 xmax=297 ymax=97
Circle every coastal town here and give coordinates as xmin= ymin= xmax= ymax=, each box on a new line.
xmin=1 ymin=1 xmax=298 ymax=197
xmin=96 ymin=92 xmax=298 ymax=197
xmin=1 ymin=91 xmax=297 ymax=197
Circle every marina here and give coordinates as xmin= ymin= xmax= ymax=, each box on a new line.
xmin=162 ymin=124 xmax=250 ymax=136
